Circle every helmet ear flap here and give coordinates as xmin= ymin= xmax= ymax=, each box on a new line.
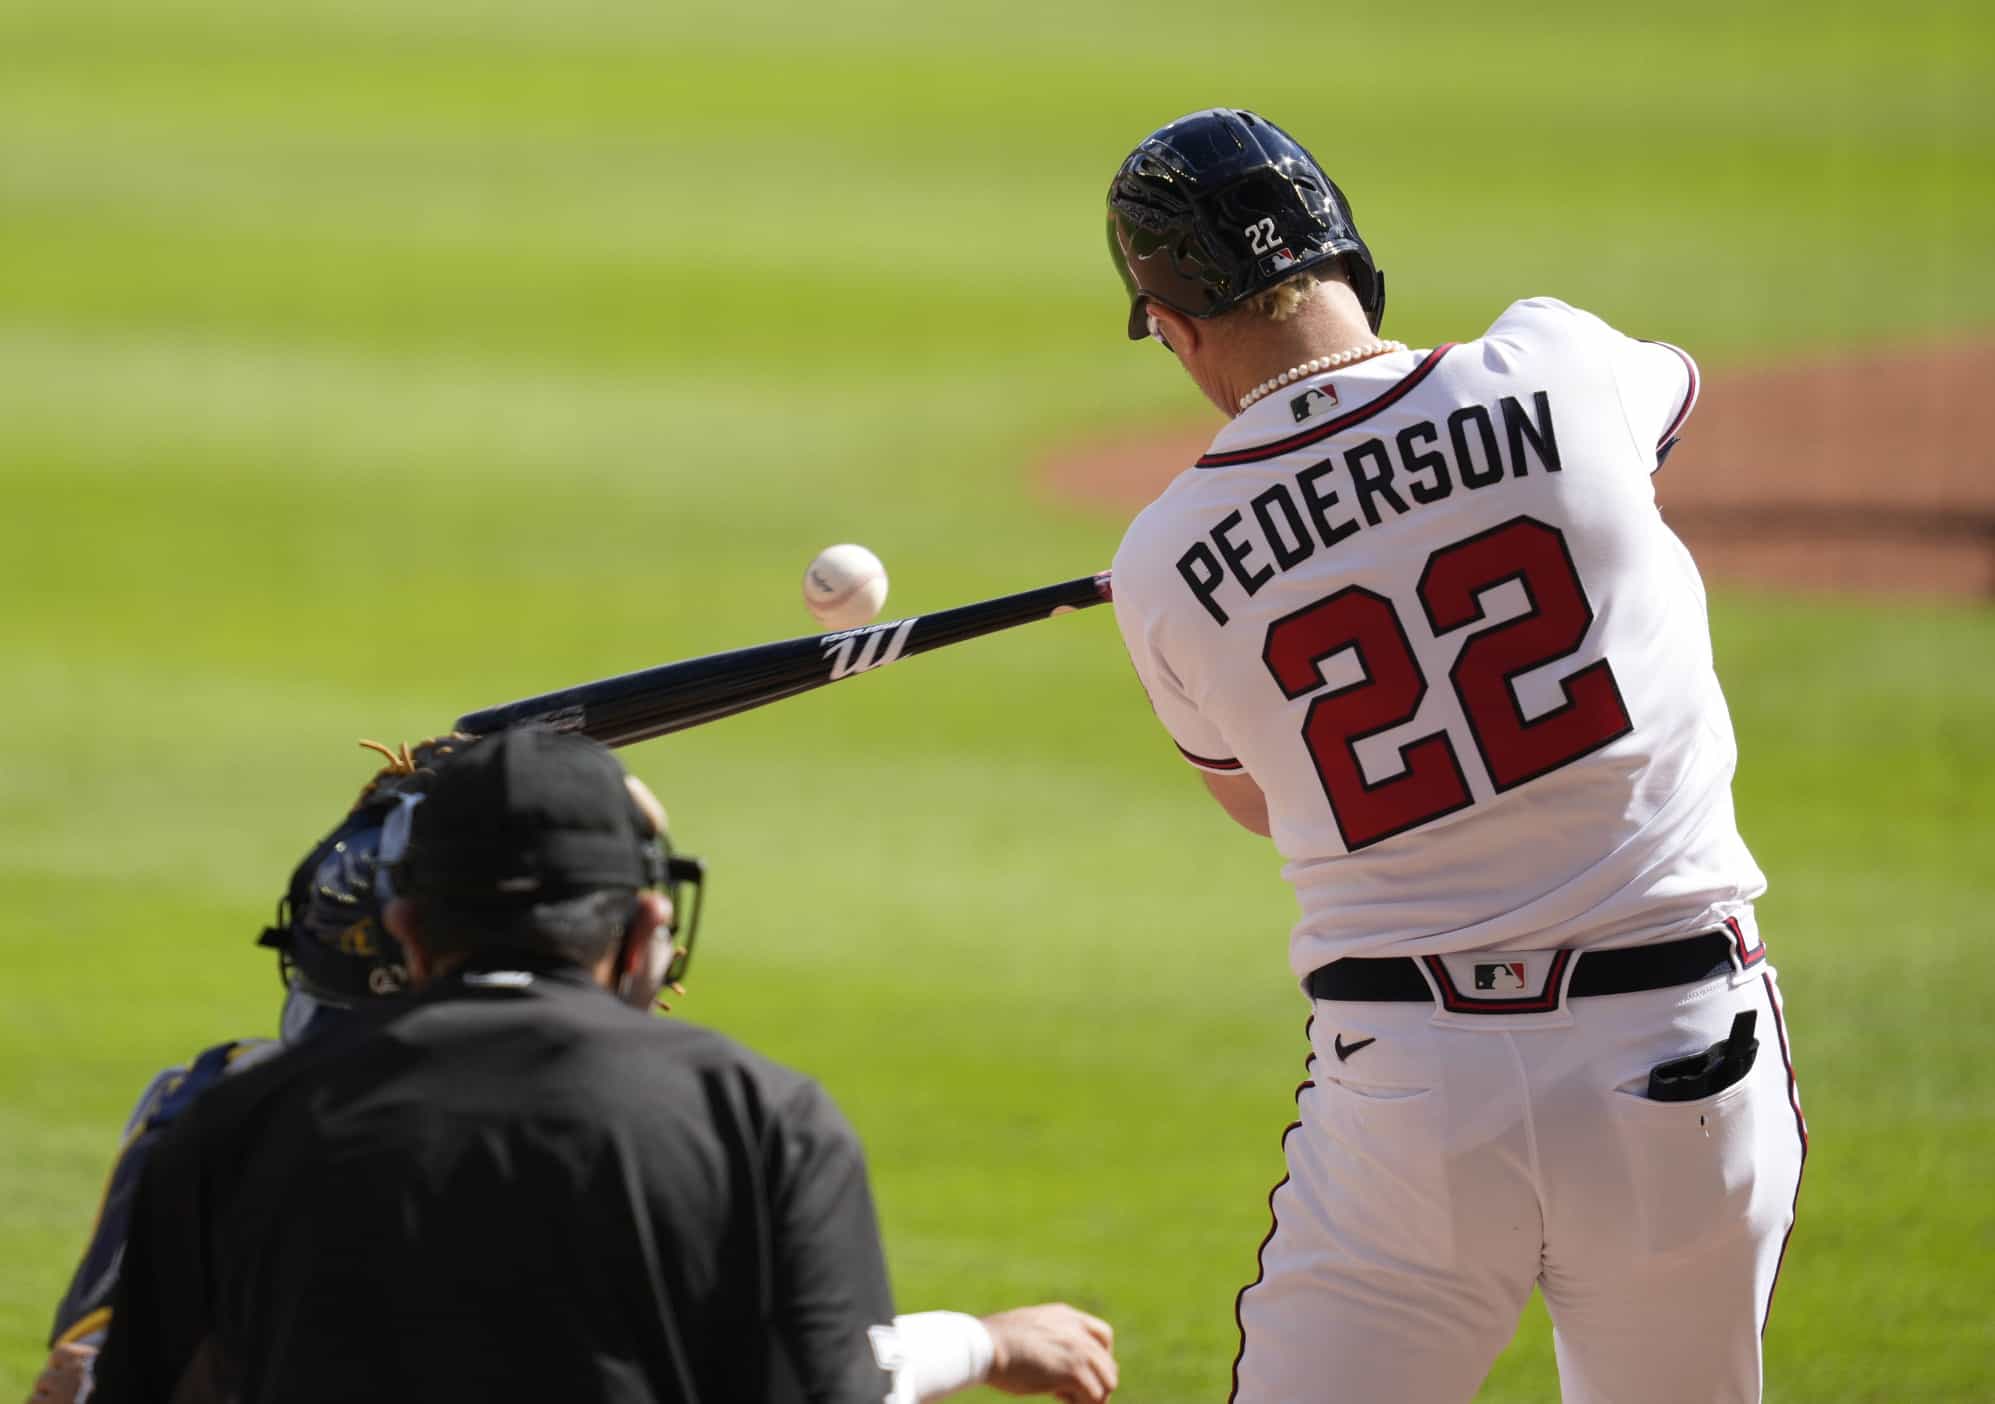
xmin=1126 ymin=295 xmax=1151 ymax=342
xmin=1349 ymin=259 xmax=1387 ymax=335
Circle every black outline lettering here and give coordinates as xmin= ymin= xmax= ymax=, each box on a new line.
xmin=1176 ymin=542 xmax=1230 ymax=625
xmin=1212 ymin=510 xmax=1276 ymax=596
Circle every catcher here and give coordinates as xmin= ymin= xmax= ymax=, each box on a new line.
xmin=30 ymin=736 xmax=464 ymax=1404
xmin=34 ymin=735 xmax=1114 ymax=1404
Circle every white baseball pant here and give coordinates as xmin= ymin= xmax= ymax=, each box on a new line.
xmin=1231 ymin=944 xmax=1805 ymax=1403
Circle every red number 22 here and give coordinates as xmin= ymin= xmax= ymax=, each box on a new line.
xmin=1261 ymin=516 xmax=1632 ymax=851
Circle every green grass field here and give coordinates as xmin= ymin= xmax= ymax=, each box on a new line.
xmin=4 ymin=1 xmax=1992 ymax=1398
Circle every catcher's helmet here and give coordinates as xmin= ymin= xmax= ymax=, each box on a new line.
xmin=258 ymin=797 xmax=417 ymax=1009
xmin=1106 ymin=108 xmax=1384 ymax=340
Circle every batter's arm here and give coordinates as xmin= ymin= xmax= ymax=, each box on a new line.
xmin=1201 ymin=770 xmax=1271 ymax=837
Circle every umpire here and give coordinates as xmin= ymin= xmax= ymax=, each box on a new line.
xmin=94 ymin=727 xmax=904 ymax=1403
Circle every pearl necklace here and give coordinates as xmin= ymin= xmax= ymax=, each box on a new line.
xmin=1236 ymin=340 xmax=1410 ymax=413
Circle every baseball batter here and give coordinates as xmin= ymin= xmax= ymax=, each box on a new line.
xmin=1104 ymin=109 xmax=1806 ymax=1402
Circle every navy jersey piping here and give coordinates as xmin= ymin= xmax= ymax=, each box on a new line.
xmin=1645 ymin=339 xmax=1700 ymax=447
xmin=1175 ymin=741 xmax=1244 ymax=771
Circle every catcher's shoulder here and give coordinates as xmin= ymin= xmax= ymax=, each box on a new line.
xmin=118 ymin=1036 xmax=284 ymax=1134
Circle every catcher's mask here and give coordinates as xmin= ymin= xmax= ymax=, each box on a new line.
xmin=1106 ymin=107 xmax=1385 ymax=341
xmin=259 ymin=798 xmax=418 ymax=1011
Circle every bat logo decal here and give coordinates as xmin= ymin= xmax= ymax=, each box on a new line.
xmin=823 ymin=617 xmax=917 ymax=680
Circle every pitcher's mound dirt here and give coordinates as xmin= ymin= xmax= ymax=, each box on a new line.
xmin=1040 ymin=342 xmax=1995 ymax=599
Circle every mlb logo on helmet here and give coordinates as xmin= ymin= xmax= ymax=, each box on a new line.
xmin=1473 ymin=962 xmax=1528 ymax=992
xmin=1290 ymin=385 xmax=1339 ymax=422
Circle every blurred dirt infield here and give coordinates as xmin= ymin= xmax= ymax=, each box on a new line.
xmin=1041 ymin=343 xmax=1995 ymax=599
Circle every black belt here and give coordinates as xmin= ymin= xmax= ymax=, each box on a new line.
xmin=1305 ymin=930 xmax=1736 ymax=1003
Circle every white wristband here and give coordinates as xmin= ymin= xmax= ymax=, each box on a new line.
xmin=868 ymin=1310 xmax=996 ymax=1403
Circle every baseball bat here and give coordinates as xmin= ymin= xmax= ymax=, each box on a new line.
xmin=455 ymin=571 xmax=1113 ymax=749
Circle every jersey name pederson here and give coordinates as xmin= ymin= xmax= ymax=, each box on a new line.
xmin=1176 ymin=390 xmax=1561 ymax=625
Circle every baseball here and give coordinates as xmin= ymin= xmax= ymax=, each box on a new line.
xmin=802 ymin=544 xmax=889 ymax=630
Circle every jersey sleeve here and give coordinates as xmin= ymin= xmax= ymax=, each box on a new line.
xmin=1111 ymin=523 xmax=1241 ymax=772
xmin=1488 ymin=298 xmax=1699 ymax=472
xmin=1609 ymin=335 xmax=1698 ymax=467
xmin=766 ymin=1077 xmax=899 ymax=1404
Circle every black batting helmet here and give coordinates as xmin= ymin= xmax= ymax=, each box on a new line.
xmin=1106 ymin=108 xmax=1385 ymax=340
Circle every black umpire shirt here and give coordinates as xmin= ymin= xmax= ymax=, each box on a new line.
xmin=92 ymin=956 xmax=897 ymax=1404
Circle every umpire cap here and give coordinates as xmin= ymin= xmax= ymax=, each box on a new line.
xmin=392 ymin=729 xmax=664 ymax=905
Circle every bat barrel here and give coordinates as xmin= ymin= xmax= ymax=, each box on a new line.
xmin=455 ymin=570 xmax=1110 ymax=747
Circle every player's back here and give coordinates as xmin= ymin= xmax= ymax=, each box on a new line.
xmin=1112 ymin=297 xmax=1765 ymax=976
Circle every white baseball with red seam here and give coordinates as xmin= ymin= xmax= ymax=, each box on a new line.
xmin=802 ymin=544 xmax=889 ymax=630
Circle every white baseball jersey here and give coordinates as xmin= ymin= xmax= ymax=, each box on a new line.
xmin=1113 ymin=297 xmax=1766 ymax=978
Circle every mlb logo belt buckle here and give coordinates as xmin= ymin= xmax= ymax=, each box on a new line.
xmin=1423 ymin=949 xmax=1575 ymax=1018
xmin=1474 ymin=960 xmax=1529 ymax=992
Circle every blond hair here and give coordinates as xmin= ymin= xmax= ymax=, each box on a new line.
xmin=1241 ymin=273 xmax=1320 ymax=322
xmin=1233 ymin=256 xmax=1357 ymax=324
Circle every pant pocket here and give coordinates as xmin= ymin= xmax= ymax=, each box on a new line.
xmin=1607 ymin=1069 xmax=1760 ymax=1257
xmin=1299 ymin=1075 xmax=1455 ymax=1264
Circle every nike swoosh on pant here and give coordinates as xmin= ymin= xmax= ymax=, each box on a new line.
xmin=1334 ymin=1035 xmax=1376 ymax=1062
